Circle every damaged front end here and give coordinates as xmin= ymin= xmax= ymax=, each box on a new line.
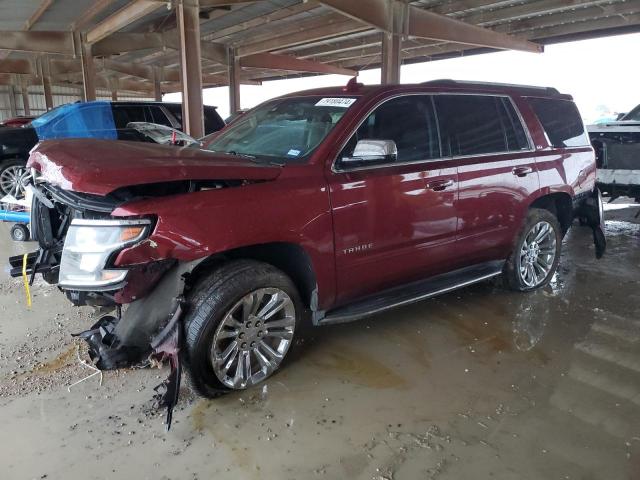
xmin=9 ymin=177 xmax=203 ymax=429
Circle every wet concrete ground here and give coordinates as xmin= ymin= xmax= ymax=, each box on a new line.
xmin=0 ymin=202 xmax=639 ymax=480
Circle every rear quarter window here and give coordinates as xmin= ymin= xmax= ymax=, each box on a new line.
xmin=527 ymin=97 xmax=589 ymax=148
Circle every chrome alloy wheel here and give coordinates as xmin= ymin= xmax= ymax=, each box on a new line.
xmin=518 ymin=220 xmax=557 ymax=288
xmin=210 ymin=288 xmax=296 ymax=389
xmin=0 ymin=165 xmax=29 ymax=198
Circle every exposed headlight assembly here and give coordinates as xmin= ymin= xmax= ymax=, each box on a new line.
xmin=59 ymin=219 xmax=151 ymax=290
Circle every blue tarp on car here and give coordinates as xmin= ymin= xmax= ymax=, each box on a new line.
xmin=31 ymin=101 xmax=117 ymax=140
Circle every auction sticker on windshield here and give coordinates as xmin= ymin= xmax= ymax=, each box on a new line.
xmin=315 ymin=98 xmax=357 ymax=108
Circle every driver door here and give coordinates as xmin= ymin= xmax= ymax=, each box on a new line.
xmin=327 ymin=95 xmax=459 ymax=305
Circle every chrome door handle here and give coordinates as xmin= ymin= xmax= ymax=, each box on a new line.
xmin=426 ymin=179 xmax=455 ymax=191
xmin=512 ymin=166 xmax=533 ymax=177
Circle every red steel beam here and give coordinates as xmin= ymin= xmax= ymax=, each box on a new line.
xmin=318 ymin=0 xmax=543 ymax=53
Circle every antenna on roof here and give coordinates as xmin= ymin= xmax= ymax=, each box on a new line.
xmin=343 ymin=76 xmax=363 ymax=93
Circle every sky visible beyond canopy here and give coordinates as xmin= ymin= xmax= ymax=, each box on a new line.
xmin=166 ymin=32 xmax=640 ymax=124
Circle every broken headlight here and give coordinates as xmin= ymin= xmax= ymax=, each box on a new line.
xmin=59 ymin=219 xmax=151 ymax=290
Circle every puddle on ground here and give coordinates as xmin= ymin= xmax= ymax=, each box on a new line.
xmin=307 ymin=345 xmax=408 ymax=389
xmin=31 ymin=345 xmax=77 ymax=375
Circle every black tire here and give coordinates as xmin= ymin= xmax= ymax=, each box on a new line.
xmin=184 ymin=260 xmax=303 ymax=398
xmin=504 ymin=208 xmax=562 ymax=292
xmin=10 ymin=223 xmax=30 ymax=242
xmin=0 ymin=159 xmax=28 ymax=198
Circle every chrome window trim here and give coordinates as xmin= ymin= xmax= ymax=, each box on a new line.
xmin=331 ymin=92 xmax=536 ymax=174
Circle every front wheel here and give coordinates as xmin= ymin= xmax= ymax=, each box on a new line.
xmin=184 ymin=260 xmax=302 ymax=398
xmin=504 ymin=208 xmax=562 ymax=292
xmin=0 ymin=160 xmax=29 ymax=198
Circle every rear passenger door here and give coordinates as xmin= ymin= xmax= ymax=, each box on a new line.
xmin=434 ymin=94 xmax=539 ymax=265
xmin=329 ymin=95 xmax=459 ymax=304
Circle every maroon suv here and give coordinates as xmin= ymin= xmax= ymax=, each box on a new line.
xmin=10 ymin=79 xmax=605 ymax=424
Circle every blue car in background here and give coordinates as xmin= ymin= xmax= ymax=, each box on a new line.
xmin=0 ymin=100 xmax=224 ymax=197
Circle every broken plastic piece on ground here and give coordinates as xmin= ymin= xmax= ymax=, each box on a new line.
xmin=73 ymin=315 xmax=148 ymax=370
xmin=150 ymin=299 xmax=184 ymax=432
xmin=67 ymin=345 xmax=103 ymax=391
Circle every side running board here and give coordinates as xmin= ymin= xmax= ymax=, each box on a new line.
xmin=317 ymin=260 xmax=505 ymax=326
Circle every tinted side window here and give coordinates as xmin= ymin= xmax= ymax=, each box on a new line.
xmin=341 ymin=95 xmax=440 ymax=164
xmin=527 ymin=98 xmax=589 ymax=147
xmin=112 ymin=105 xmax=147 ymax=128
xmin=149 ymin=106 xmax=173 ymax=127
xmin=497 ymin=98 xmax=529 ymax=151
xmin=435 ymin=95 xmax=507 ymax=156
xmin=203 ymin=106 xmax=225 ymax=134
xmin=163 ymin=104 xmax=183 ymax=129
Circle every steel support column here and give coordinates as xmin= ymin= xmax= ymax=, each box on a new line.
xmin=228 ymin=46 xmax=240 ymax=115
xmin=381 ymin=32 xmax=401 ymax=84
xmin=39 ymin=56 xmax=53 ymax=110
xmin=76 ymin=32 xmax=96 ymax=101
xmin=381 ymin=2 xmax=406 ymax=85
xmin=109 ymin=77 xmax=119 ymax=101
xmin=153 ymin=66 xmax=162 ymax=101
xmin=20 ymin=83 xmax=31 ymax=116
xmin=7 ymin=83 xmax=17 ymax=117
xmin=177 ymin=0 xmax=204 ymax=138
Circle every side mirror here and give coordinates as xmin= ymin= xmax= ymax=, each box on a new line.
xmin=341 ymin=139 xmax=397 ymax=167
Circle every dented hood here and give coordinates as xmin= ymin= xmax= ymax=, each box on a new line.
xmin=28 ymin=138 xmax=282 ymax=195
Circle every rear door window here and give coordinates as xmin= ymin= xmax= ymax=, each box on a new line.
xmin=434 ymin=95 xmax=509 ymax=156
xmin=497 ymin=98 xmax=530 ymax=151
xmin=527 ymin=97 xmax=589 ymax=148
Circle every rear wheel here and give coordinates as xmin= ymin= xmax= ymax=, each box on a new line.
xmin=184 ymin=260 xmax=302 ymax=398
xmin=504 ymin=208 xmax=562 ymax=292
xmin=0 ymin=160 xmax=29 ymax=198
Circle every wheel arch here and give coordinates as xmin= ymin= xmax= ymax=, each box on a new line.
xmin=186 ymin=242 xmax=320 ymax=311
xmin=528 ymin=191 xmax=573 ymax=235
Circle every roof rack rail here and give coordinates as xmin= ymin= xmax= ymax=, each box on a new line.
xmin=421 ymin=79 xmax=561 ymax=96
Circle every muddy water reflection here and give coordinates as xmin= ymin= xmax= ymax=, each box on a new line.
xmin=187 ymin=208 xmax=640 ymax=479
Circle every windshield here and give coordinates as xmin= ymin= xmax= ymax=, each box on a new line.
xmin=622 ymin=104 xmax=640 ymax=121
xmin=205 ymin=96 xmax=357 ymax=163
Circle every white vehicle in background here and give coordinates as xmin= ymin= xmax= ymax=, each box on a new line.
xmin=588 ymin=104 xmax=640 ymax=202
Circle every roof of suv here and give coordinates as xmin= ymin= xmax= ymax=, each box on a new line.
xmin=108 ymin=101 xmax=218 ymax=109
xmin=283 ymin=79 xmax=573 ymax=101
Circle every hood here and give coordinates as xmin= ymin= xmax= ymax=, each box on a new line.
xmin=27 ymin=138 xmax=282 ymax=195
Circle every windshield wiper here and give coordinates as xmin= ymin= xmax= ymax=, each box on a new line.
xmin=213 ymin=150 xmax=284 ymax=167
xmin=227 ymin=150 xmax=256 ymax=159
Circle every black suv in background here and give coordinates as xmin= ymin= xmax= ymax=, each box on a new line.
xmin=0 ymin=101 xmax=225 ymax=197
